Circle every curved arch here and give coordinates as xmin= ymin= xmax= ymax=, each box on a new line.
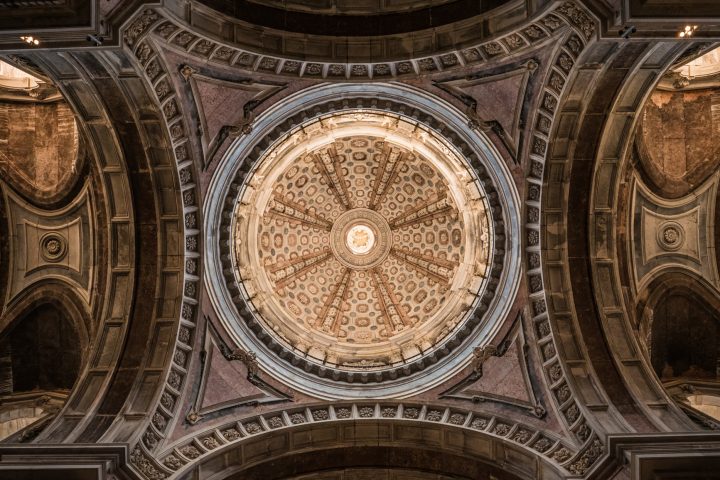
xmin=636 ymin=270 xmax=720 ymax=381
xmin=0 ymin=279 xmax=92 ymax=356
xmin=153 ymin=406 xmax=573 ymax=480
xmin=0 ymin=295 xmax=83 ymax=395
xmin=6 ymin=47 xmax=191 ymax=447
xmin=125 ymin=3 xmax=579 ymax=82
xmin=538 ymin=36 xmax=701 ymax=444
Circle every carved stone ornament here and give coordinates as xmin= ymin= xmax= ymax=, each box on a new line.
xmin=179 ymin=64 xmax=197 ymax=81
xmin=568 ymin=438 xmax=604 ymax=475
xmin=130 ymin=446 xmax=166 ymax=480
xmin=219 ymin=343 xmax=259 ymax=378
xmin=40 ymin=232 xmax=67 ymax=262
xmin=657 ymin=221 xmax=684 ymax=251
xmin=471 ymin=345 xmax=500 ymax=376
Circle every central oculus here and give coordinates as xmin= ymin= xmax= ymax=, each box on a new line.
xmin=347 ymin=224 xmax=374 ymax=254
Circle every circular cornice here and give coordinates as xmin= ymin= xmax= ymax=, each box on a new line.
xmin=204 ymin=83 xmax=521 ymax=399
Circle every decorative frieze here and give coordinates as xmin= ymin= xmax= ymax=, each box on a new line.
xmin=155 ymin=403 xmax=576 ymax=476
xmin=121 ymin=3 xmax=596 ymax=82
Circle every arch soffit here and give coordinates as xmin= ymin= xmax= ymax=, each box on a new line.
xmin=0 ymin=280 xmax=92 ymax=358
xmin=3 ymin=50 xmax=190 ymax=446
xmin=539 ymin=35 xmax=703 ymax=453
xmin=637 ymin=268 xmax=720 ymax=315
xmin=151 ymin=407 xmax=576 ymax=480
xmin=635 ymin=268 xmax=720 ymax=340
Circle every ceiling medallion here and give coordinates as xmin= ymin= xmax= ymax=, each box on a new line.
xmin=331 ymin=209 xmax=390 ymax=268
xmin=40 ymin=232 xmax=67 ymax=262
xmin=206 ymin=84 xmax=521 ymax=398
xmin=345 ymin=223 xmax=375 ymax=255
xmin=657 ymin=221 xmax=685 ymax=251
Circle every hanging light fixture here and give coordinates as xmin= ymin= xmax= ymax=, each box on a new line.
xmin=678 ymin=25 xmax=699 ymax=38
xmin=19 ymin=36 xmax=40 ymax=45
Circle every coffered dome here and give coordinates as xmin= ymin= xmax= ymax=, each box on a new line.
xmin=206 ymin=83 xmax=520 ymax=398
xmin=233 ymin=113 xmax=491 ymax=372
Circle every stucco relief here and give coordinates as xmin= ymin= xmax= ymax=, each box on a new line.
xmin=1 ymin=180 xmax=95 ymax=304
xmin=631 ymin=172 xmax=719 ymax=292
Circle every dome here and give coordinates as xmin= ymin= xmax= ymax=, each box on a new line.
xmin=232 ymin=112 xmax=492 ymax=372
xmin=205 ymin=83 xmax=520 ymax=398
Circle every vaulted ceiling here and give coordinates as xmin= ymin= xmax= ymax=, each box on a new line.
xmin=0 ymin=1 xmax=719 ymax=480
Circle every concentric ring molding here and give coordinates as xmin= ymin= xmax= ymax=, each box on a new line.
xmin=204 ymin=83 xmax=521 ymax=399
xmin=233 ymin=116 xmax=490 ymax=371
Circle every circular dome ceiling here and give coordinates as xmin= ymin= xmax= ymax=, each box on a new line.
xmin=233 ymin=114 xmax=491 ymax=372
xmin=205 ymin=83 xmax=520 ymax=399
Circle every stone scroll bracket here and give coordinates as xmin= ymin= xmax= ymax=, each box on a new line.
xmin=441 ymin=313 xmax=547 ymax=419
xmin=184 ymin=318 xmax=292 ymax=426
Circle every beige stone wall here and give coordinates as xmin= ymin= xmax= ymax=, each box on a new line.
xmin=638 ymin=89 xmax=720 ymax=197
xmin=0 ymin=100 xmax=78 ymax=199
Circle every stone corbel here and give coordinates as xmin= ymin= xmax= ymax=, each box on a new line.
xmin=203 ymin=98 xmax=261 ymax=171
xmin=179 ymin=63 xmax=197 ymax=81
xmin=218 ymin=343 xmax=259 ymax=379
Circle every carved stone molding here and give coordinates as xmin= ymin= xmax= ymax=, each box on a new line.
xmin=152 ymin=402 xmax=577 ymax=479
xmin=523 ymin=26 xmax=592 ymax=444
xmin=630 ymin=171 xmax=719 ymax=293
xmin=120 ymin=1 xmax=596 ymax=82
xmin=121 ymin=36 xmax=203 ymax=463
xmin=591 ymin=433 xmax=720 ymax=479
xmin=1 ymin=179 xmax=95 ymax=305
xmin=0 ymin=445 xmax=131 ymax=480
